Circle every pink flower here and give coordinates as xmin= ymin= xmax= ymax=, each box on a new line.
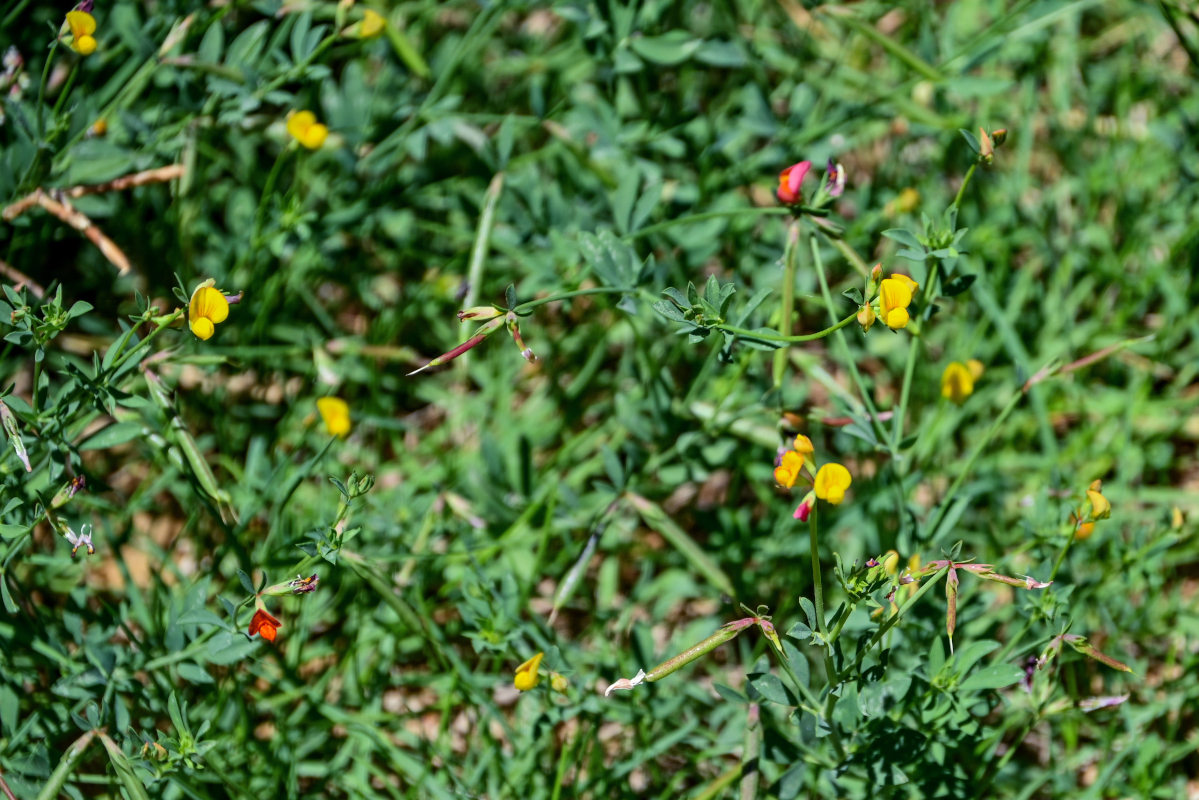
xmin=777 ymin=161 xmax=812 ymax=205
xmin=793 ymin=496 xmax=813 ymax=521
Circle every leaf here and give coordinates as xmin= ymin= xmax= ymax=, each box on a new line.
xmin=629 ymin=31 xmax=701 ymax=65
xmin=749 ymin=673 xmax=791 ymax=706
xmin=176 ymin=663 xmax=214 ymax=684
xmin=236 ymin=569 xmax=255 ymax=595
xmin=694 ymin=40 xmax=747 ymax=67
xmin=652 ymin=300 xmax=687 ymax=322
xmin=882 ymin=228 xmax=924 ymax=250
xmin=959 ymin=128 xmax=981 ymax=154
xmin=786 ymin=620 xmax=811 ymax=642
xmin=958 ymin=663 xmax=1025 ymax=693
xmin=77 ymin=421 xmax=143 ymax=451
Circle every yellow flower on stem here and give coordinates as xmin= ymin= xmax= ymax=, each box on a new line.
xmin=941 ymin=361 xmax=974 ymax=404
xmin=813 ymin=463 xmax=852 ymax=505
xmin=287 ymin=110 xmax=328 ymax=150
xmin=792 ymin=434 xmax=814 ymax=456
xmin=317 ymin=397 xmax=351 ymax=438
xmin=65 ymin=11 xmax=97 ymax=55
xmin=359 ymin=9 xmax=385 ymax=38
xmin=188 ymin=282 xmax=230 ymax=341
xmin=514 ymin=652 xmax=543 ymax=691
xmin=1086 ymin=479 xmax=1111 ymax=519
xmin=878 ymin=275 xmax=917 ymax=329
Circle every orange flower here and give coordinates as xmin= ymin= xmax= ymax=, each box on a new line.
xmin=776 ymin=161 xmax=811 ymax=205
xmin=249 ymin=608 xmax=282 ymax=643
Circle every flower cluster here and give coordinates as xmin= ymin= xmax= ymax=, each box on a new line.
xmin=1070 ymin=479 xmax=1111 ymax=541
xmin=773 ymin=434 xmax=852 ymax=520
xmin=856 ymin=265 xmax=919 ymax=332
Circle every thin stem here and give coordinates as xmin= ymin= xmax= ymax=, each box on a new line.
xmin=838 ymin=566 xmax=950 ymax=681
xmin=458 ymin=173 xmax=504 ymax=370
xmin=773 ymin=222 xmax=799 ymax=391
xmin=106 ymin=309 xmax=185 ymax=376
xmin=715 ymin=312 xmax=857 ymax=344
xmin=952 ymin=162 xmax=979 ymax=211
xmin=35 ymin=40 xmax=59 ymax=140
xmin=809 ymin=505 xmax=826 ymax=635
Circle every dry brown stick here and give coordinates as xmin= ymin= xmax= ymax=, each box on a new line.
xmin=2 ymin=189 xmax=133 ymax=276
xmin=0 ymin=257 xmax=47 ymax=299
xmin=66 ymin=163 xmax=186 ymax=197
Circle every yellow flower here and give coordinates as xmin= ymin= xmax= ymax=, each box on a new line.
xmin=774 ymin=450 xmax=803 ymax=489
xmin=317 ymin=397 xmax=351 ymax=437
xmin=813 ymin=463 xmax=852 ymax=505
xmin=359 ymin=9 xmax=385 ymax=38
xmin=287 ymin=110 xmax=328 ymax=149
xmin=66 ymin=11 xmax=97 ymax=55
xmin=188 ymin=282 xmax=229 ymax=341
xmin=514 ymin=652 xmax=543 ymax=691
xmin=941 ymin=361 xmax=974 ymax=404
xmin=878 ymin=275 xmax=917 ymax=329
xmin=792 ymin=434 xmax=814 ymax=456
xmin=1086 ymin=480 xmax=1111 ymax=520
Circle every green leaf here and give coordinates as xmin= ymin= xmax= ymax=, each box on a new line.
xmin=883 ymin=228 xmax=924 ymax=250
xmin=629 ymin=31 xmax=701 ymax=65
xmin=77 ymin=421 xmax=144 ymax=451
xmin=958 ymin=663 xmax=1024 ymax=693
xmin=749 ymin=673 xmax=791 ymax=705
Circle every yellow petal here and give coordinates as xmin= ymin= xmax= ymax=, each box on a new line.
xmin=317 ymin=397 xmax=351 ymax=437
xmin=301 ymin=123 xmax=328 ymax=149
xmin=514 ymin=652 xmax=544 ymax=691
xmin=879 ymin=278 xmax=913 ymax=329
xmin=813 ymin=463 xmax=852 ymax=505
xmin=884 ymin=307 xmax=909 ymax=329
xmin=189 ymin=317 xmax=215 ymax=341
xmin=792 ymin=434 xmax=814 ymax=455
xmin=881 ymin=550 xmax=899 ymax=575
xmin=67 ymin=11 xmax=96 ymax=37
xmin=287 ymin=110 xmax=316 ymax=142
xmin=940 ymin=361 xmax=974 ymax=404
xmin=360 ymin=9 xmax=385 ymax=38
xmin=966 ymin=359 xmax=985 ymax=380
xmin=889 ymin=273 xmax=919 ymax=292
xmin=189 ymin=286 xmax=229 ymax=325
xmin=1086 ymin=489 xmax=1111 ymax=519
xmin=74 ymin=35 xmax=97 ymax=55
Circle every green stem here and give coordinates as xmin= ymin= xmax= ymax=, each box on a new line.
xmin=257 ymin=34 xmax=338 ymax=98
xmin=458 ymin=173 xmax=504 ymax=369
xmin=715 ymin=312 xmax=858 ymax=344
xmin=838 ymin=566 xmax=950 ymax=681
xmin=809 ymin=505 xmax=826 ymax=635
xmin=952 ymin=162 xmax=979 ymax=211
xmin=35 ymin=40 xmax=59 ymax=141
xmin=106 ymin=309 xmax=185 ymax=376
xmin=773 ymin=222 xmax=799 ymax=391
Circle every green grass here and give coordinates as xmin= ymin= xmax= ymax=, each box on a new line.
xmin=1 ymin=1 xmax=1197 ymax=797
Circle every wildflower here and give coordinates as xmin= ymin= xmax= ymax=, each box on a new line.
xmin=317 ymin=397 xmax=351 ymax=437
xmin=792 ymin=434 xmax=814 ymax=456
xmin=187 ymin=282 xmax=229 ymax=341
xmin=514 ymin=652 xmax=544 ymax=691
xmin=878 ymin=274 xmax=918 ymax=329
xmin=941 ymin=361 xmax=974 ymax=404
xmin=813 ymin=463 xmax=851 ymax=505
xmin=88 ymin=118 xmax=107 ymax=137
xmin=888 ymin=187 xmax=920 ymax=215
xmin=65 ymin=11 xmax=97 ymax=56
xmin=287 ymin=110 xmax=328 ymax=149
xmin=776 ymin=161 xmax=811 ymax=205
xmin=774 ymin=450 xmax=803 ymax=489
xmin=249 ymin=608 xmax=282 ymax=643
xmin=549 ymin=672 xmax=570 ymax=694
xmin=359 ymin=9 xmax=385 ymax=38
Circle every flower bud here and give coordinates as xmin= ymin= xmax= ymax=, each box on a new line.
xmin=857 ymin=304 xmax=875 ymax=332
xmin=457 ymin=306 xmax=502 ymax=322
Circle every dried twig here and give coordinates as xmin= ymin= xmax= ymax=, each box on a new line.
xmin=3 ymin=188 xmax=132 ymax=276
xmin=0 ymin=257 xmax=46 ymax=299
